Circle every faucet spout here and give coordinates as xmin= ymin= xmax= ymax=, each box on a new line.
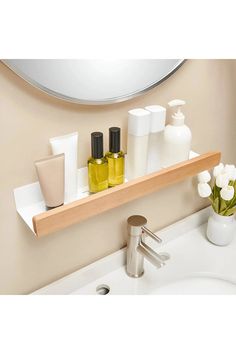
xmin=137 ymin=241 xmax=165 ymax=268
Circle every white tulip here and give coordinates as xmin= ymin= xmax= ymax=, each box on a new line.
xmin=216 ymin=173 xmax=230 ymax=188
xmin=197 ymin=170 xmax=211 ymax=183
xmin=232 ymin=168 xmax=236 ymax=181
xmin=197 ymin=183 xmax=212 ymax=198
xmin=213 ymin=163 xmax=224 ymax=177
xmin=220 ymin=185 xmax=235 ymax=201
xmin=224 ymin=164 xmax=236 ymax=181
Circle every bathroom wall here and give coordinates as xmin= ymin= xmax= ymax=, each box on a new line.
xmin=1 ymin=60 xmax=236 ymax=294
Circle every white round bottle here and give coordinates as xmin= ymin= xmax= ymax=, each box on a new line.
xmin=126 ymin=108 xmax=150 ymax=180
xmin=162 ymin=99 xmax=192 ymax=168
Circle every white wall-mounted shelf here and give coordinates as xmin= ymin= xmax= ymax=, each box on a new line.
xmin=14 ymin=167 xmax=89 ymax=233
xmin=14 ymin=151 xmax=221 ymax=238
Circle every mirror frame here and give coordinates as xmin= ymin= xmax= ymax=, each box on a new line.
xmin=2 ymin=59 xmax=185 ymax=105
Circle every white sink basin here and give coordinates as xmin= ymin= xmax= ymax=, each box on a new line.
xmin=151 ymin=276 xmax=236 ymax=295
xmin=32 ymin=207 xmax=236 ymax=295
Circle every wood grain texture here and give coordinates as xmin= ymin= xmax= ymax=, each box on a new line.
xmin=33 ymin=151 xmax=221 ymax=237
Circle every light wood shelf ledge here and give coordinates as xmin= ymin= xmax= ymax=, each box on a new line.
xmin=29 ymin=151 xmax=220 ymax=237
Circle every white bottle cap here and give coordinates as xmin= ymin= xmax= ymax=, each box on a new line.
xmin=145 ymin=105 xmax=166 ymax=133
xmin=168 ymin=99 xmax=186 ymax=126
xmin=128 ymin=108 xmax=150 ymax=136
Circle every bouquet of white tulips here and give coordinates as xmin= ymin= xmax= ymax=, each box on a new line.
xmin=197 ymin=163 xmax=236 ymax=216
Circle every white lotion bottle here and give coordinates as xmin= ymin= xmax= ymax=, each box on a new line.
xmin=162 ymin=99 xmax=192 ymax=168
xmin=126 ymin=108 xmax=150 ymax=180
xmin=50 ymin=132 xmax=78 ymax=203
xmin=145 ymin=105 xmax=166 ymax=173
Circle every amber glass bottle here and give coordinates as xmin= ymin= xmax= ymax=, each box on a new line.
xmin=88 ymin=132 xmax=108 ymax=193
xmin=105 ymin=127 xmax=125 ymax=187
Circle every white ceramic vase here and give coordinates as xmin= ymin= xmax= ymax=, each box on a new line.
xmin=207 ymin=209 xmax=236 ymax=246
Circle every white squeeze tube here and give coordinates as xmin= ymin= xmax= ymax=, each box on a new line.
xmin=50 ymin=132 xmax=78 ymax=203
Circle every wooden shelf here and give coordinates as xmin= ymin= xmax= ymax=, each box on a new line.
xmin=26 ymin=151 xmax=220 ymax=237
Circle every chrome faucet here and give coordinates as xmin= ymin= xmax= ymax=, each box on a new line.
xmin=126 ymin=215 xmax=170 ymax=278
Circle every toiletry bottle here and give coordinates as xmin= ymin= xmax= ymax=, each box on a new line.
xmin=105 ymin=127 xmax=125 ymax=187
xmin=145 ymin=105 xmax=166 ymax=173
xmin=127 ymin=108 xmax=150 ymax=180
xmin=88 ymin=132 xmax=108 ymax=193
xmin=35 ymin=154 xmax=65 ymax=209
xmin=50 ymin=132 xmax=78 ymax=203
xmin=162 ymin=99 xmax=192 ymax=167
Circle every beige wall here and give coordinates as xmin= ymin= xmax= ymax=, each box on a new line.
xmin=0 ymin=60 xmax=236 ymax=294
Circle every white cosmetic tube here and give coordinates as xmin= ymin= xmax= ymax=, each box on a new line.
xmin=50 ymin=132 xmax=78 ymax=203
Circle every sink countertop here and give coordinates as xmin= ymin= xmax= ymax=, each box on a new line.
xmin=32 ymin=207 xmax=236 ymax=295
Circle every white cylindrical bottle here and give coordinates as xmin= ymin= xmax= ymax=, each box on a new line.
xmin=145 ymin=105 xmax=166 ymax=173
xmin=126 ymin=108 xmax=150 ymax=180
xmin=162 ymin=99 xmax=192 ymax=168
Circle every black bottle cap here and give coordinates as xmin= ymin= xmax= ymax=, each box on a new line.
xmin=109 ymin=127 xmax=120 ymax=153
xmin=91 ymin=132 xmax=104 ymax=159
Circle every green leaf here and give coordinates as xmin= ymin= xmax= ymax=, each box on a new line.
xmin=213 ymin=197 xmax=219 ymax=213
xmin=219 ymin=199 xmax=227 ymax=214
xmin=209 ymin=194 xmax=214 ymax=203
xmin=223 ymin=207 xmax=236 ymax=216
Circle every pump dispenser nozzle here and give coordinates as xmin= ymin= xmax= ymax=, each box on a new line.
xmin=168 ymin=99 xmax=186 ymax=126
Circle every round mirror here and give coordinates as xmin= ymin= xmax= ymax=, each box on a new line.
xmin=3 ymin=59 xmax=184 ymax=105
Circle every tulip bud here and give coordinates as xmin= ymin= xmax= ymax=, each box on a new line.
xmin=224 ymin=164 xmax=236 ymax=181
xmin=213 ymin=163 xmax=224 ymax=177
xmin=197 ymin=170 xmax=211 ymax=183
xmin=216 ymin=173 xmax=230 ymax=188
xmin=220 ymin=185 xmax=235 ymax=201
xmin=232 ymin=168 xmax=236 ymax=181
xmin=197 ymin=183 xmax=212 ymax=198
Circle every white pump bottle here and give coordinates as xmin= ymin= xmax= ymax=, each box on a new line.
xmin=162 ymin=99 xmax=192 ymax=168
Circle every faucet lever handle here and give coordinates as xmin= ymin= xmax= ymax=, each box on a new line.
xmin=141 ymin=226 xmax=162 ymax=243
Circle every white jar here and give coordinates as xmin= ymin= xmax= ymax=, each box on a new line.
xmin=207 ymin=209 xmax=236 ymax=246
xmin=126 ymin=108 xmax=150 ymax=180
